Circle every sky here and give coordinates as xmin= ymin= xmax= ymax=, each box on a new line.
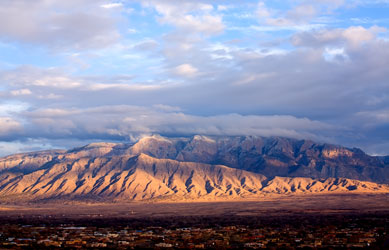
xmin=0 ymin=0 xmax=389 ymax=156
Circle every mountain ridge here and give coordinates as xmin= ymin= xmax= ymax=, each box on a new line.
xmin=0 ymin=135 xmax=388 ymax=202
xmin=0 ymin=153 xmax=387 ymax=203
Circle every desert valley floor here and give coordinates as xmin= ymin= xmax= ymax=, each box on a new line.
xmin=0 ymin=193 xmax=387 ymax=219
xmin=0 ymin=194 xmax=388 ymax=249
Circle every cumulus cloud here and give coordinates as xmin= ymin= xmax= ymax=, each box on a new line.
xmin=142 ymin=0 xmax=224 ymax=35
xmin=257 ymin=2 xmax=318 ymax=26
xmin=10 ymin=88 xmax=32 ymax=96
xmin=1 ymin=66 xmax=83 ymax=91
xmin=291 ymin=26 xmax=387 ymax=48
xmin=262 ymin=4 xmax=317 ymax=27
xmin=100 ymin=3 xmax=123 ymax=9
xmin=0 ymin=0 xmax=120 ymax=50
xmin=256 ymin=0 xmax=350 ymax=28
xmin=0 ymin=117 xmax=22 ymax=137
xmin=173 ymin=64 xmax=198 ymax=77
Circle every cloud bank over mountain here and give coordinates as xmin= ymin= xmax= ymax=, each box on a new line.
xmin=0 ymin=0 xmax=389 ymax=155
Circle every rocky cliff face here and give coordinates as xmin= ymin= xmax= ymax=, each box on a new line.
xmin=0 ymin=135 xmax=388 ymax=202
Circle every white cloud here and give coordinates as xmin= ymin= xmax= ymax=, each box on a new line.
xmin=127 ymin=28 xmax=137 ymax=34
xmin=153 ymin=104 xmax=182 ymax=112
xmin=86 ymin=83 xmax=165 ymax=91
xmin=217 ymin=5 xmax=229 ymax=11
xmin=257 ymin=2 xmax=317 ymax=27
xmin=323 ymin=47 xmax=348 ymax=62
xmin=291 ymin=26 xmax=388 ymax=48
xmin=173 ymin=64 xmax=198 ymax=77
xmin=2 ymin=66 xmax=83 ymax=89
xmin=234 ymin=72 xmax=276 ymax=85
xmin=0 ymin=117 xmax=22 ymax=136
xmin=101 ymin=3 xmax=123 ymax=9
xmin=142 ymin=0 xmax=224 ymax=35
xmin=257 ymin=2 xmax=271 ymax=19
xmin=38 ymin=93 xmax=63 ymax=99
xmin=256 ymin=0 xmax=347 ymax=28
xmin=248 ymin=24 xmax=325 ymax=32
xmin=0 ymin=103 xmax=28 ymax=116
xmin=10 ymin=88 xmax=32 ymax=96
xmin=343 ymin=26 xmax=383 ymax=47
xmin=286 ymin=5 xmax=316 ymax=23
xmin=33 ymin=76 xmax=82 ymax=89
xmin=0 ymin=0 xmax=120 ymax=50
xmin=173 ymin=14 xmax=224 ymax=35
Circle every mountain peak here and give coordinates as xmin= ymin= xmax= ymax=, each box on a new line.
xmin=138 ymin=134 xmax=173 ymax=144
xmin=192 ymin=135 xmax=216 ymax=143
xmin=83 ymin=142 xmax=118 ymax=148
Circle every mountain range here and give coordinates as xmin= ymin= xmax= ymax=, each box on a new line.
xmin=0 ymin=135 xmax=388 ymax=202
